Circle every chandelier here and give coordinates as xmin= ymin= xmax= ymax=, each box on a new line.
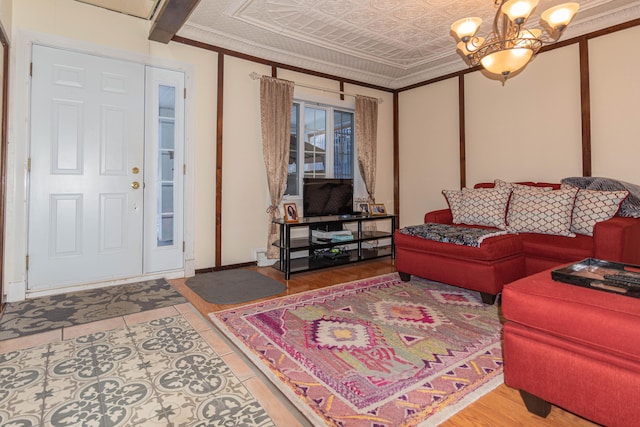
xmin=451 ymin=0 xmax=579 ymax=81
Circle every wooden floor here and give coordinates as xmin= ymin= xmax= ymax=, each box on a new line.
xmin=170 ymin=259 xmax=599 ymax=427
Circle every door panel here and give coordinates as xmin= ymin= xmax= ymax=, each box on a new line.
xmin=28 ymin=45 xmax=145 ymax=291
xmin=143 ymin=66 xmax=185 ymax=273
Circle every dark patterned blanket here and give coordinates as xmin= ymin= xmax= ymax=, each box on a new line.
xmin=399 ymin=223 xmax=509 ymax=247
xmin=561 ymin=177 xmax=640 ymax=218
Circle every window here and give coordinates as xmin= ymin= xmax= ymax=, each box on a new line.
xmin=157 ymin=85 xmax=176 ymax=247
xmin=285 ymin=101 xmax=357 ymax=197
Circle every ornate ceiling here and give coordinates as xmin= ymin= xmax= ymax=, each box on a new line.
xmin=180 ymin=0 xmax=640 ymax=89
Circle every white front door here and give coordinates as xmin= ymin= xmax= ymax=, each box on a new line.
xmin=28 ymin=45 xmax=145 ymax=291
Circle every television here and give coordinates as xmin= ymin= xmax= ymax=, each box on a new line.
xmin=303 ymin=178 xmax=354 ymax=217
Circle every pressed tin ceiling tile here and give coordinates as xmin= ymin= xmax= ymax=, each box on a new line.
xmin=173 ymin=0 xmax=640 ymax=88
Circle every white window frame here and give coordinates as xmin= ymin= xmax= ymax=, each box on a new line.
xmin=283 ymin=92 xmax=366 ymax=211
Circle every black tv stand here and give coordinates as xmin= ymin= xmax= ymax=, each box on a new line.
xmin=272 ymin=214 xmax=396 ymax=279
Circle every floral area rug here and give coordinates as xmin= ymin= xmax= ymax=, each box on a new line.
xmin=211 ymin=273 xmax=504 ymax=426
xmin=0 ymin=279 xmax=187 ymax=341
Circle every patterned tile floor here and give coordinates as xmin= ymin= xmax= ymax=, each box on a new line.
xmin=0 ymin=303 xmax=308 ymax=427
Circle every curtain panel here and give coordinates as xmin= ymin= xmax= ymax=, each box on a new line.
xmin=260 ymin=76 xmax=295 ymax=259
xmin=355 ymin=95 xmax=378 ymax=204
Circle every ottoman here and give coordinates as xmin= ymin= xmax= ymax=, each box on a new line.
xmin=395 ymin=229 xmax=524 ymax=304
xmin=502 ymin=268 xmax=640 ymax=427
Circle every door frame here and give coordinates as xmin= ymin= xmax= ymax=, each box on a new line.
xmin=5 ymin=30 xmax=195 ymax=300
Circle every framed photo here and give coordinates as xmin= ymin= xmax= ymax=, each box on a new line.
xmin=284 ymin=203 xmax=299 ymax=223
xmin=370 ymin=203 xmax=387 ymax=216
xmin=359 ymin=203 xmax=370 ymax=215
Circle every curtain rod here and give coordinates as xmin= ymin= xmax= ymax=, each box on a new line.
xmin=249 ymin=72 xmax=383 ymax=104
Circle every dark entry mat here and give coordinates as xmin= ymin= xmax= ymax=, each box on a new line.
xmin=186 ymin=269 xmax=287 ymax=305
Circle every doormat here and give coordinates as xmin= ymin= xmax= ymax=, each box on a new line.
xmin=186 ymin=269 xmax=287 ymax=305
xmin=211 ymin=273 xmax=504 ymax=427
xmin=0 ymin=278 xmax=186 ymax=341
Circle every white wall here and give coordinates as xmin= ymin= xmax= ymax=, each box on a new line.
xmin=589 ymin=26 xmax=640 ymax=185
xmin=465 ymin=44 xmax=583 ymax=185
xmin=221 ymin=56 xmax=270 ymax=265
xmin=0 ymin=0 xmax=11 ymax=37
xmin=398 ymin=78 xmax=460 ymax=227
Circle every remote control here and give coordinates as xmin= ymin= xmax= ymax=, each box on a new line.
xmin=603 ymin=273 xmax=640 ymax=289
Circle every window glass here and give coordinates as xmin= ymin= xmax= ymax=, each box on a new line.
xmin=286 ymin=104 xmax=299 ymax=195
xmin=334 ymin=110 xmax=353 ymax=179
xmin=157 ymin=85 xmax=175 ymax=247
xmin=304 ymin=106 xmax=327 ymax=177
xmin=285 ymin=101 xmax=356 ymax=196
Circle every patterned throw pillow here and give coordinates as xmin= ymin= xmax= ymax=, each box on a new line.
xmin=507 ymin=188 xmax=578 ymax=236
xmin=457 ymin=187 xmax=511 ymax=229
xmin=442 ymin=189 xmax=463 ymax=223
xmin=570 ymin=189 xmax=629 ymax=236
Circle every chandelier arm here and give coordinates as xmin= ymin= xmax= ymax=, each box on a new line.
xmin=493 ymin=0 xmax=504 ymax=40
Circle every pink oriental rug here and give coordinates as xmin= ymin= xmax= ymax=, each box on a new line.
xmin=211 ymin=273 xmax=503 ymax=426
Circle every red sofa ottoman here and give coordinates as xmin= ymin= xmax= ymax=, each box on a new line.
xmin=502 ymin=268 xmax=640 ymax=427
xmin=394 ymin=227 xmax=523 ymax=304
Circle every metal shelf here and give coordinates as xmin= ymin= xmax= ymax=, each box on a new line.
xmin=272 ymin=214 xmax=396 ymax=279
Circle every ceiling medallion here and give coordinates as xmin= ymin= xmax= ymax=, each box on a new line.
xmin=451 ymin=0 xmax=579 ymax=82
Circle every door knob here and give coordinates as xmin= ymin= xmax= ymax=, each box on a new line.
xmin=132 ymin=167 xmax=140 ymax=174
xmin=131 ymin=181 xmax=140 ymax=189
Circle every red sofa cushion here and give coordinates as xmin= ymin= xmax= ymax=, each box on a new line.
xmin=519 ymin=233 xmax=593 ymax=261
xmin=503 ymin=269 xmax=640 ymax=362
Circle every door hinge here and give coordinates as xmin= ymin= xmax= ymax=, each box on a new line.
xmin=26 ymin=255 xmax=29 ymax=270
xmin=182 ymin=241 xmax=185 ymax=252
xmin=30 ymin=62 xmax=33 ymax=77
xmin=184 ymin=88 xmax=186 ymax=99
xmin=27 ymin=158 xmax=31 ymax=173
xmin=183 ymin=164 xmax=186 ymax=175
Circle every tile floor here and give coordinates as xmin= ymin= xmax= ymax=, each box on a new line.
xmin=0 ymin=303 xmax=308 ymax=427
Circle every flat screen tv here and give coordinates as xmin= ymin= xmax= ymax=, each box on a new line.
xmin=303 ymin=178 xmax=354 ymax=217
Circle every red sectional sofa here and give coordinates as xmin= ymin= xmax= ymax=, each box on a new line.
xmin=394 ymin=181 xmax=640 ymax=303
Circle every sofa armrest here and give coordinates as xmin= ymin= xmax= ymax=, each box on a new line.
xmin=593 ymin=217 xmax=640 ymax=265
xmin=424 ymin=209 xmax=453 ymax=224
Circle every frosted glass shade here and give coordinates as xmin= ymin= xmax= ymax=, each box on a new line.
xmin=451 ymin=17 xmax=482 ymax=41
xmin=480 ymin=48 xmax=533 ymax=76
xmin=541 ymin=3 xmax=579 ymax=31
xmin=502 ymin=0 xmax=539 ymax=24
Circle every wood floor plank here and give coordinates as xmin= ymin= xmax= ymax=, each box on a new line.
xmin=170 ymin=259 xmax=599 ymax=427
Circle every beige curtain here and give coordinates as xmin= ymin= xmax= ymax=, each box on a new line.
xmin=260 ymin=76 xmax=295 ymax=259
xmin=356 ymin=95 xmax=378 ymax=204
